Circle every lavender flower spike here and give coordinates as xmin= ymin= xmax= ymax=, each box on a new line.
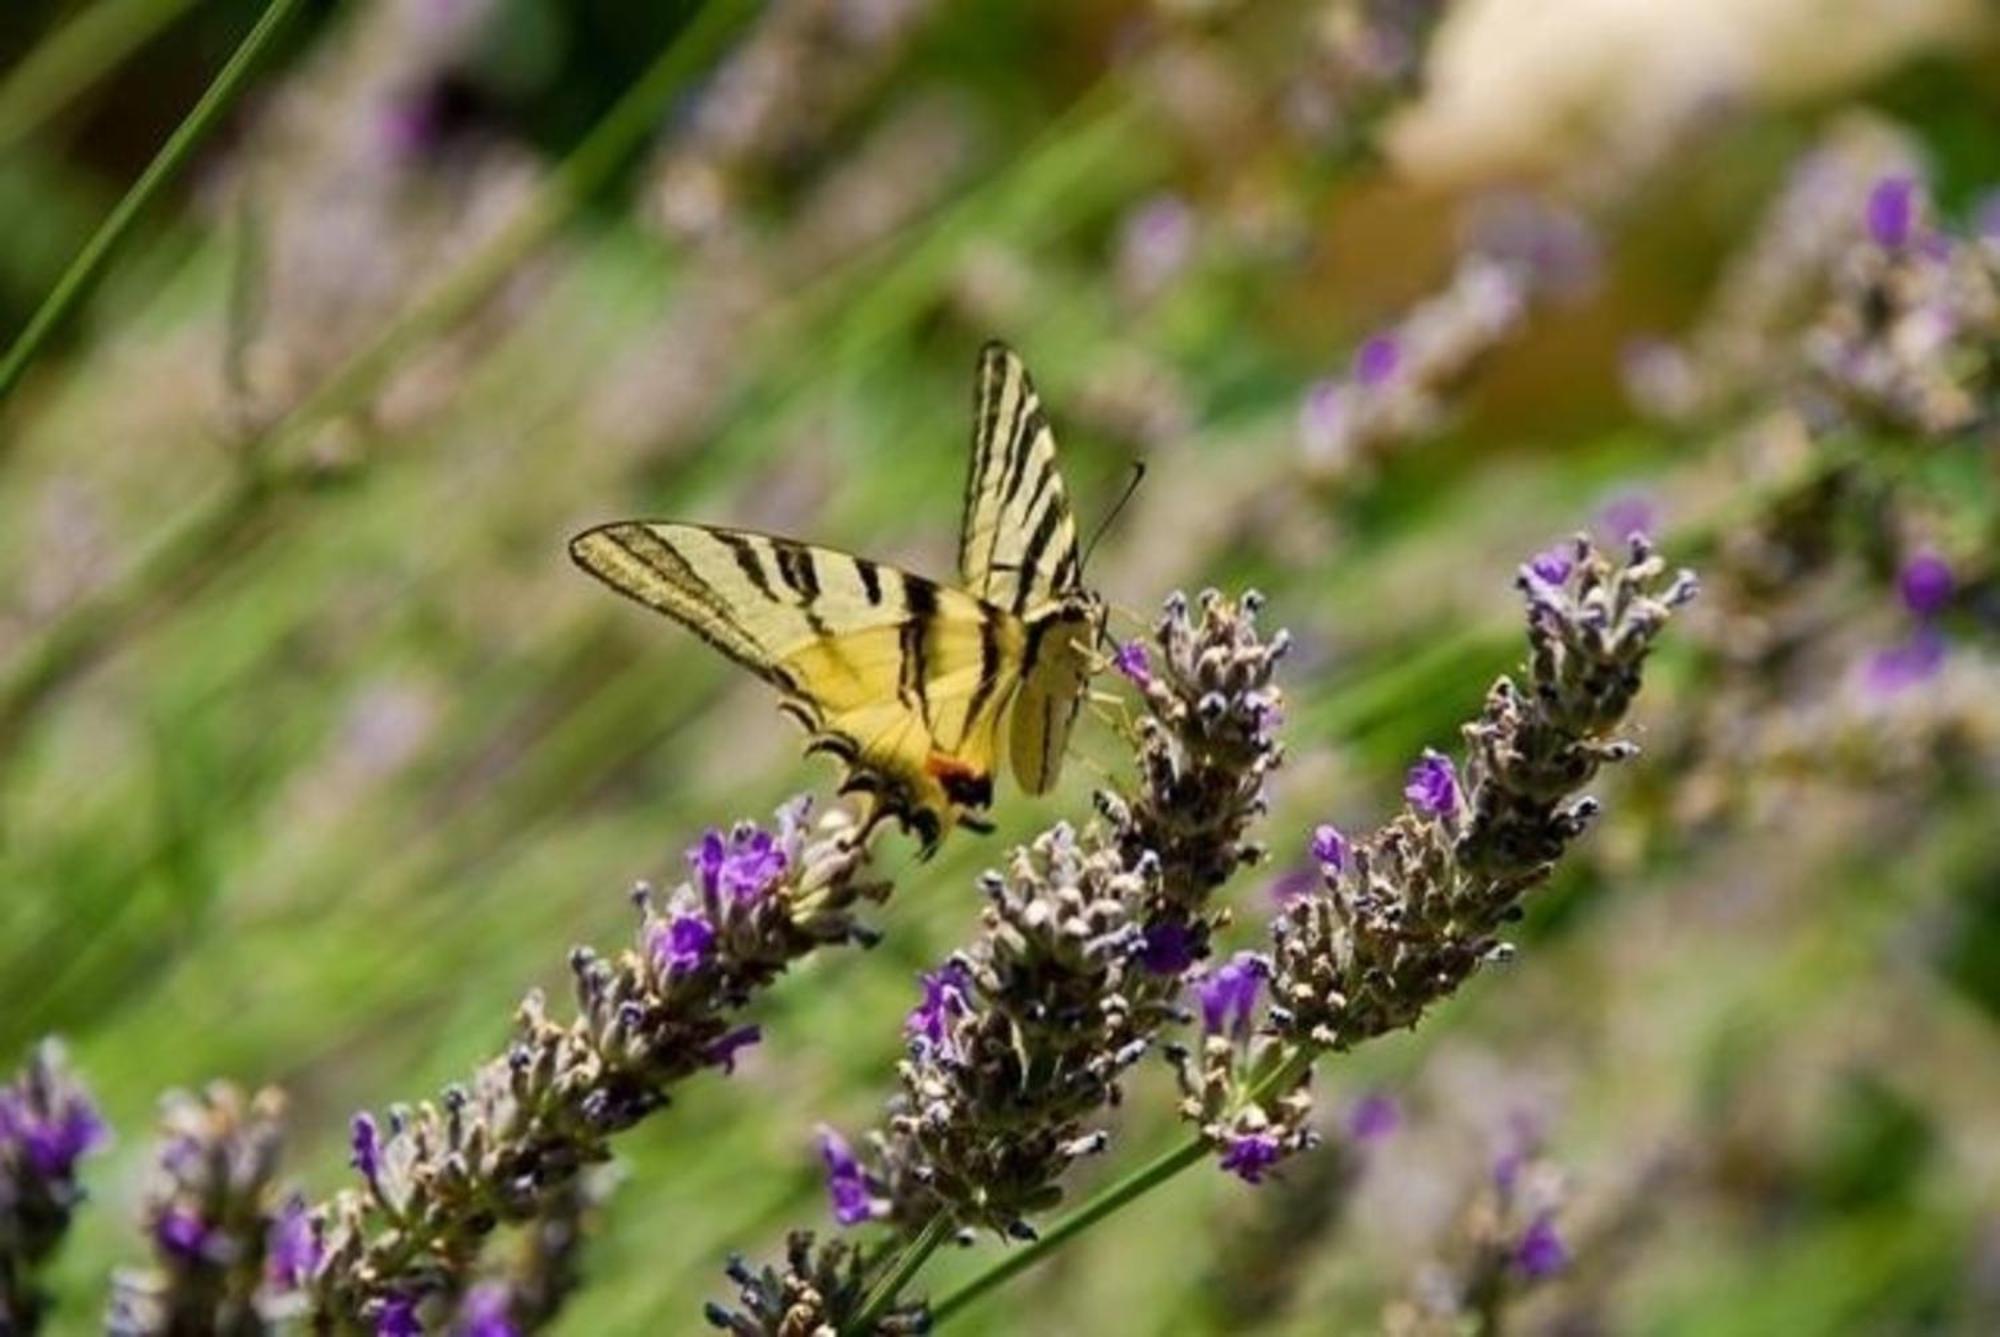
xmin=108 ymin=1084 xmax=289 ymax=1336
xmin=1 ymin=1040 xmax=107 ymax=1332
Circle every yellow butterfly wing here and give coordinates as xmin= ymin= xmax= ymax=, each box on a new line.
xmin=958 ymin=342 xmax=1102 ymax=796
xmin=569 ymin=521 xmax=1024 ymax=848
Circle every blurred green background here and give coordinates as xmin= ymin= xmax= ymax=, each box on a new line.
xmin=3 ymin=1 xmax=1998 ymax=1332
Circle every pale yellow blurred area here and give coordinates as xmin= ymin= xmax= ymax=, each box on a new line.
xmin=1391 ymin=0 xmax=1988 ymax=179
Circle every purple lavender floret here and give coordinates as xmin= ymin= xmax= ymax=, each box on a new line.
xmin=1309 ymin=823 xmax=1348 ymax=873
xmin=1197 ymin=953 xmax=1265 ymax=1041
xmin=0 ymin=1066 xmax=106 ymax=1179
xmin=1597 ymin=492 xmax=1657 ymax=545
xmin=1141 ymin=920 xmax=1200 ymax=975
xmin=905 ymin=962 xmax=973 ymax=1054
xmin=1898 ymin=551 xmax=1953 ymax=617
xmin=1527 ymin=545 xmax=1574 ymax=587
xmin=1403 ymin=749 xmax=1461 ymax=818
xmin=1219 ymin=1131 xmax=1284 ymax=1184
xmin=154 ymin=1204 xmax=210 ymax=1261
xmin=704 ymin=1025 xmax=762 ymax=1076
xmin=720 ymin=828 xmax=787 ymax=903
xmin=267 ymin=1194 xmax=321 ymax=1290
xmin=815 ymin=1127 xmax=875 ymax=1226
xmin=1346 ymin=1092 xmax=1401 ymax=1142
xmin=350 ymin=1112 xmax=382 ymax=1188
xmin=457 ymin=1282 xmax=520 ymax=1337
xmin=689 ymin=829 xmax=728 ymax=897
xmin=376 ymin=1292 xmax=424 ymax=1336
xmin=651 ymin=912 xmax=717 ymax=976
xmin=1513 ymin=1212 xmax=1570 ymax=1279
xmin=1865 ymin=175 xmax=1917 ymax=248
xmin=1113 ymin=640 xmax=1153 ymax=686
xmin=1864 ymin=627 xmax=1947 ymax=695
xmin=1353 ymin=332 xmax=1402 ymax=387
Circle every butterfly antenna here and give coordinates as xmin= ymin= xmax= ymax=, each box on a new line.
xmin=1079 ymin=460 xmax=1146 ymax=575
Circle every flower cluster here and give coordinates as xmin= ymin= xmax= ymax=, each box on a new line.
xmin=1 ymin=1040 xmax=108 ymax=1333
xmin=1196 ymin=539 xmax=1698 ymax=1180
xmin=303 ymin=799 xmax=890 ymax=1329
xmin=1617 ymin=114 xmax=2000 ymax=437
xmin=1801 ymin=174 xmax=2000 ymax=435
xmin=1169 ymin=952 xmax=1315 ymax=1185
xmin=1383 ymin=1127 xmax=1571 ymax=1336
xmin=1299 ymin=256 xmax=1522 ymax=474
xmin=107 ymin=1085 xmax=290 ymax=1336
xmin=799 ymin=591 xmax=1286 ymax=1245
xmin=703 ymin=1231 xmax=929 ymax=1336
xmin=1279 ymin=0 xmax=1452 ymax=147
xmin=648 ymin=0 xmax=942 ymax=243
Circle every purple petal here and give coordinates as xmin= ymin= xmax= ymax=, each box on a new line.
xmin=1865 ymin=175 xmax=1917 ymax=248
xmin=1898 ymin=551 xmax=1953 ymax=617
xmin=1353 ymin=332 xmax=1402 ymax=388
xmin=1219 ymin=1132 xmax=1284 ymax=1184
xmin=1309 ymin=823 xmax=1348 ymax=872
xmin=1513 ymin=1212 xmax=1570 ymax=1279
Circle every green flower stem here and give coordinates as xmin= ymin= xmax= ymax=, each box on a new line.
xmin=0 ymin=0 xmax=200 ymax=154
xmin=927 ymin=1048 xmax=1318 ymax=1328
xmin=848 ymin=1211 xmax=954 ymax=1334
xmin=0 ymin=0 xmax=303 ymax=406
xmin=0 ymin=0 xmax=758 ymax=757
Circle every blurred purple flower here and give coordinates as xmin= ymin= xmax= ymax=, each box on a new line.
xmin=1118 ymin=194 xmax=1196 ymax=296
xmin=350 ymin=1112 xmax=382 ymax=1188
xmin=906 ymin=961 xmax=973 ymax=1053
xmin=704 ymin=1025 xmax=761 ymax=1076
xmin=267 ymin=1195 xmax=320 ymax=1290
xmin=1198 ymin=952 xmax=1265 ymax=1040
xmin=1219 ymin=1131 xmax=1283 ymax=1184
xmin=1141 ymin=920 xmax=1199 ymax=975
xmin=1309 ymin=823 xmax=1348 ymax=873
xmin=1466 ymin=191 xmax=1603 ymax=303
xmin=1298 ymin=379 xmax=1350 ymax=459
xmin=1513 ymin=1212 xmax=1570 ymax=1279
xmin=0 ymin=1077 xmax=106 ymax=1178
xmin=1866 ymin=175 xmax=1917 ymax=248
xmin=1346 ymin=1092 xmax=1401 ymax=1142
xmin=376 ymin=1293 xmax=424 ymax=1337
xmin=816 ymin=1126 xmax=875 ymax=1226
xmin=1898 ymin=551 xmax=1953 ymax=617
xmin=154 ymin=1205 xmax=209 ymax=1261
xmin=1597 ymin=492 xmax=1657 ymax=545
xmin=1864 ymin=627 xmax=1947 ymax=695
xmin=1268 ymin=864 xmax=1319 ymax=908
xmin=458 ymin=1282 xmax=519 ymax=1337
xmin=650 ymin=912 xmax=717 ymax=977
xmin=1113 ymin=640 xmax=1152 ymax=686
xmin=1354 ymin=332 xmax=1402 ymax=388
xmin=1404 ymin=750 xmax=1460 ymax=818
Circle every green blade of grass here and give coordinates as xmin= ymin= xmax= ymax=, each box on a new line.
xmin=0 ymin=0 xmax=304 ymax=406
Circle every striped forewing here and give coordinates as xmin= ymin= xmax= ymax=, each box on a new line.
xmin=958 ymin=342 xmax=1083 ymax=614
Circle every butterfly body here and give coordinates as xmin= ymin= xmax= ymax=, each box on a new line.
xmin=570 ymin=343 xmax=1103 ymax=851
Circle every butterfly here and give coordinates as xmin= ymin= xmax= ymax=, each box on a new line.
xmin=569 ymin=342 xmax=1108 ymax=852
